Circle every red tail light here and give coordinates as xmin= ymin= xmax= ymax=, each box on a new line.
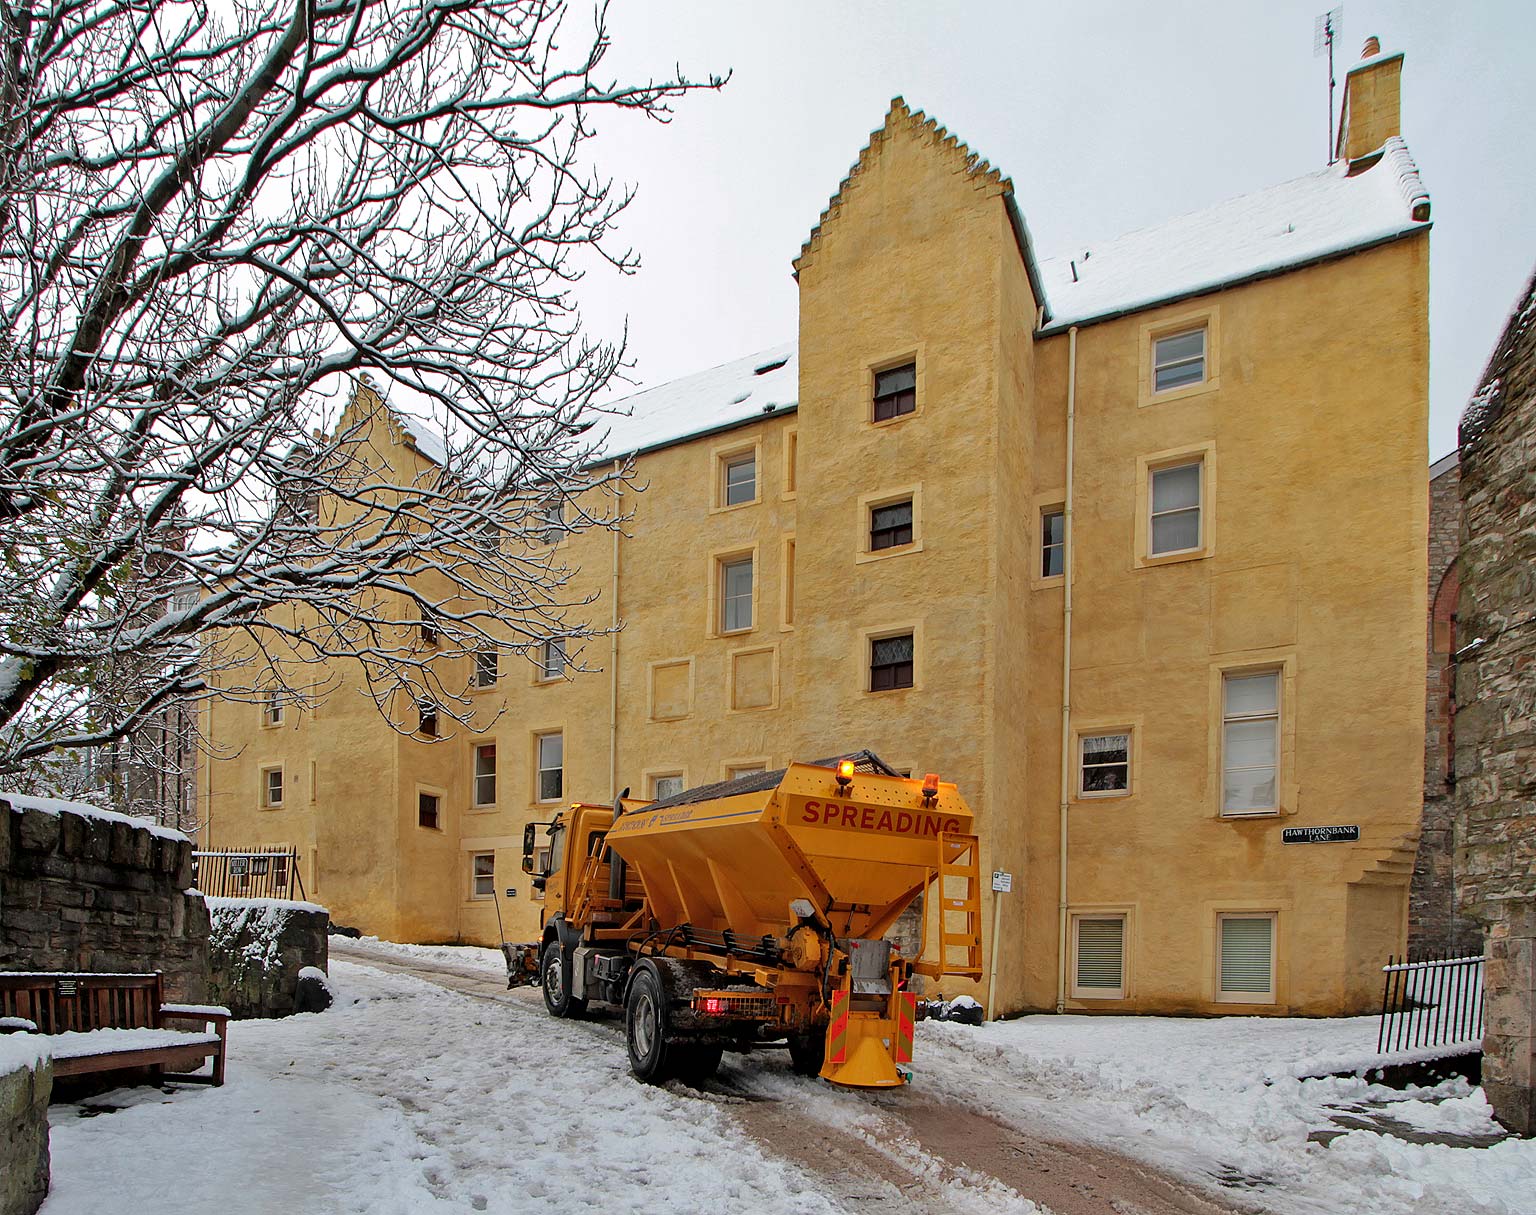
xmin=700 ymin=997 xmax=727 ymax=1015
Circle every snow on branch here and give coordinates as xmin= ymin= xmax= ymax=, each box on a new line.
xmin=0 ymin=0 xmax=722 ymax=777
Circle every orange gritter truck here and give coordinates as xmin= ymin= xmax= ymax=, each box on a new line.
xmin=505 ymin=751 xmax=982 ymax=1087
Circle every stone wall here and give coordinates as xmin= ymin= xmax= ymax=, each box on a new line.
xmin=0 ymin=799 xmax=209 ymax=1002
xmin=1409 ymin=455 xmax=1478 ymax=953
xmin=0 ymin=1047 xmax=51 ymax=1215
xmin=1483 ymin=900 xmax=1536 ymax=1137
xmin=206 ymin=897 xmax=329 ymax=1018
xmin=1455 ymin=263 xmax=1536 ymax=1135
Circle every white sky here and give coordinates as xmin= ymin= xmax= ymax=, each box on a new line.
xmin=575 ymin=0 xmax=1536 ymax=463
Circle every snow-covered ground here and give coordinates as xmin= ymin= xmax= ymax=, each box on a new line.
xmin=42 ymin=961 xmax=838 ymax=1215
xmin=915 ymin=1014 xmax=1533 ymax=1215
xmin=36 ymin=945 xmax=1536 ymax=1215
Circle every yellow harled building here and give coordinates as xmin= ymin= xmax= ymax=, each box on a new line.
xmin=204 ymin=42 xmax=1430 ymax=1016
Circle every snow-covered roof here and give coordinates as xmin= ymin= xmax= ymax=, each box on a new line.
xmin=1038 ymin=137 xmax=1430 ymax=332
xmin=553 ymin=140 xmax=1433 ymax=460
xmin=398 ymin=415 xmax=448 ymax=467
xmin=590 ymin=343 xmax=798 ymax=462
xmin=1 ymin=792 xmax=190 ymax=843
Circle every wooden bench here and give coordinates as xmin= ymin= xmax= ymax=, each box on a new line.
xmin=0 ymin=972 xmax=228 ymax=1087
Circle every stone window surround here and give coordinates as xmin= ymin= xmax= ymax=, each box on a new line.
xmin=722 ymin=757 xmax=771 ymax=781
xmin=1137 ymin=304 xmax=1221 ymax=408
xmin=259 ymin=763 xmax=284 ymax=810
xmin=1069 ymin=907 xmax=1133 ymax=1002
xmin=856 ymin=483 xmax=924 ymax=564
xmin=642 ymin=768 xmax=687 ymax=800
xmin=859 ymin=620 xmax=923 ymax=697
xmin=868 ymin=345 xmax=927 ymax=428
xmin=471 ymin=741 xmax=497 ymax=809
xmin=1134 ymin=441 xmax=1217 ymax=569
xmin=468 ymin=851 xmax=495 ymax=901
xmin=532 ymin=727 xmax=564 ymax=805
xmin=416 ymin=784 xmax=445 ymax=832
xmin=709 ymin=435 xmax=763 ymax=514
xmin=1204 ymin=652 xmax=1297 ymax=821
xmin=1214 ymin=910 xmax=1279 ymax=1005
xmin=707 ymin=544 xmax=759 ymax=638
xmin=1073 ymin=723 xmax=1138 ymax=801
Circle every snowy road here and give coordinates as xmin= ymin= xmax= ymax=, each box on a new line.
xmin=39 ymin=939 xmax=1536 ymax=1215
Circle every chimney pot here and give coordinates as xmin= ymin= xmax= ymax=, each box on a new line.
xmin=1361 ymin=35 xmax=1381 ymax=58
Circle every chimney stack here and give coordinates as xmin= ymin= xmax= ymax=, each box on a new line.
xmin=1334 ymin=36 xmax=1404 ymax=164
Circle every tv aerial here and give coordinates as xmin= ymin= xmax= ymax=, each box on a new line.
xmin=1314 ymin=7 xmax=1344 ymax=164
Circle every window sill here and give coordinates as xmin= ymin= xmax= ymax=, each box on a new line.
xmin=468 ymin=804 xmax=498 ymax=814
xmin=856 ymin=541 xmax=924 ymax=566
xmin=716 ymin=627 xmax=755 ymax=639
xmin=870 ymin=410 xmax=919 ymax=430
xmin=709 ymin=497 xmax=761 ymax=516
xmin=864 ymin=685 xmax=916 ymax=698
xmin=1074 ymin=791 xmax=1132 ymax=804
xmin=1137 ymin=547 xmax=1210 ymax=570
xmin=1031 ymin=573 xmax=1065 ymax=590
xmin=1219 ymin=809 xmax=1282 ymax=821
xmin=1140 ymin=376 xmax=1220 ymax=409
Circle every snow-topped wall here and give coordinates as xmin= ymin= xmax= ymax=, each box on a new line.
xmin=0 ymin=1038 xmax=50 ymax=1215
xmin=206 ymin=897 xmax=329 ymax=1019
xmin=0 ymin=796 xmax=209 ymax=1003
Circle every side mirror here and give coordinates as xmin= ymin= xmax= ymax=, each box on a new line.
xmin=521 ymin=822 xmax=536 ymax=873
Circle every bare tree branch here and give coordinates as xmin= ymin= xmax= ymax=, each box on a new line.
xmin=0 ymin=0 xmax=722 ymax=791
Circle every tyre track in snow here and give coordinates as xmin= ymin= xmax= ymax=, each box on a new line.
xmin=330 ymin=939 xmax=1251 ymax=1215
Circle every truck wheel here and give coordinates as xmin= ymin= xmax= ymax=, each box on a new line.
xmin=787 ymin=1031 xmax=825 ymax=1076
xmin=541 ymin=941 xmax=587 ymax=1019
xmin=625 ymin=965 xmax=678 ymax=1084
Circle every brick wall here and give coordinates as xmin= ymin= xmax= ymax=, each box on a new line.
xmin=1455 ymin=264 xmax=1536 ymax=1135
xmin=0 ymin=800 xmax=209 ymax=1003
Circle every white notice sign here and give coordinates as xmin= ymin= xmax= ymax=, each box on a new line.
xmin=991 ymin=870 xmax=1013 ymax=893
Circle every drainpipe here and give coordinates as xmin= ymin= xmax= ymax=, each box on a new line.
xmin=1055 ymin=326 xmax=1078 ymax=1014
xmin=608 ymin=461 xmax=623 ymax=800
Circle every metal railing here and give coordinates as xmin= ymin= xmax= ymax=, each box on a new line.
xmin=192 ymin=848 xmax=307 ymax=902
xmin=1377 ymin=952 xmax=1484 ymax=1056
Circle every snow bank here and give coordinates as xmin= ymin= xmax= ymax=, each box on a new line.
xmin=43 ymin=961 xmax=842 ymax=1215
xmin=349 ymin=935 xmax=508 ymax=979
xmin=913 ymin=1014 xmax=1534 ymax=1215
xmin=0 ymin=792 xmax=189 ymax=843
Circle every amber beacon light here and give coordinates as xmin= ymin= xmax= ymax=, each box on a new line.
xmin=835 ymin=759 xmax=855 ymax=790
